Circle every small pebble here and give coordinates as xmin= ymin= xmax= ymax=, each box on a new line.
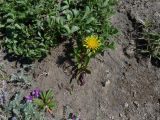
xmin=125 ymin=102 xmax=129 ymax=108
xmin=119 ymin=113 xmax=123 ymax=117
xmin=124 ymin=45 xmax=135 ymax=58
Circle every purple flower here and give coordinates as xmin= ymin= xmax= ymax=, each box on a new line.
xmin=69 ymin=113 xmax=77 ymax=120
xmin=25 ymin=95 xmax=33 ymax=102
xmin=31 ymin=88 xmax=40 ymax=98
xmin=72 ymin=114 xmax=76 ymax=119
xmin=24 ymin=88 xmax=41 ymax=103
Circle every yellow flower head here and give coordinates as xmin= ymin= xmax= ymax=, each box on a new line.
xmin=83 ymin=35 xmax=101 ymax=52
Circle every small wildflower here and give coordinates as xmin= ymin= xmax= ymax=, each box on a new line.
xmin=25 ymin=95 xmax=33 ymax=102
xmin=31 ymin=88 xmax=40 ymax=98
xmin=69 ymin=113 xmax=81 ymax=120
xmin=71 ymin=113 xmax=76 ymax=120
xmin=83 ymin=35 xmax=101 ymax=52
xmin=24 ymin=88 xmax=41 ymax=102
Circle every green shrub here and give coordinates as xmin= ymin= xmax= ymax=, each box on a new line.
xmin=0 ymin=0 xmax=59 ymax=60
xmin=0 ymin=0 xmax=118 ymax=60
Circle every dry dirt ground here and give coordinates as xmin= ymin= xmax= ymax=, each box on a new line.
xmin=1 ymin=0 xmax=160 ymax=120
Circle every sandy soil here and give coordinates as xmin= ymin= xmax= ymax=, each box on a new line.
xmin=1 ymin=0 xmax=160 ymax=120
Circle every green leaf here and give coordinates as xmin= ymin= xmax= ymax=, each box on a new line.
xmin=38 ymin=31 xmax=41 ymax=37
xmin=6 ymin=18 xmax=14 ymax=23
xmin=47 ymin=100 xmax=56 ymax=109
xmin=72 ymin=9 xmax=79 ymax=17
xmin=78 ymin=64 xmax=82 ymax=69
xmin=62 ymin=5 xmax=69 ymax=10
xmin=84 ymin=56 xmax=90 ymax=67
xmin=67 ymin=14 xmax=72 ymax=21
xmin=45 ymin=90 xmax=53 ymax=101
xmin=33 ymin=99 xmax=45 ymax=109
xmin=71 ymin=26 xmax=79 ymax=33
xmin=0 ymin=24 xmax=5 ymax=28
xmin=82 ymin=6 xmax=91 ymax=20
xmin=15 ymin=24 xmax=21 ymax=29
xmin=103 ymin=0 xmax=109 ymax=6
xmin=107 ymin=42 xmax=115 ymax=49
xmin=63 ymin=25 xmax=71 ymax=34
xmin=86 ymin=17 xmax=95 ymax=24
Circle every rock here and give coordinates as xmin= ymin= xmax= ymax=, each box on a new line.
xmin=124 ymin=45 xmax=135 ymax=58
xmin=125 ymin=102 xmax=129 ymax=108
xmin=119 ymin=113 xmax=123 ymax=117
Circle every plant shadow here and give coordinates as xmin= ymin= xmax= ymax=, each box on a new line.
xmin=3 ymin=51 xmax=47 ymax=67
xmin=56 ymin=40 xmax=83 ymax=85
xmin=56 ymin=40 xmax=75 ymax=67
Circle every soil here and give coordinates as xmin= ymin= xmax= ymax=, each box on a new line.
xmin=1 ymin=0 xmax=160 ymax=120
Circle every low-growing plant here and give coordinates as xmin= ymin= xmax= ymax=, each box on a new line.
xmin=10 ymin=68 xmax=32 ymax=87
xmin=9 ymin=65 xmax=33 ymax=87
xmin=68 ymin=113 xmax=81 ymax=120
xmin=69 ymin=0 xmax=118 ymax=85
xmin=144 ymin=32 xmax=160 ymax=60
xmin=61 ymin=105 xmax=82 ymax=120
xmin=4 ymin=92 xmax=45 ymax=120
xmin=33 ymin=90 xmax=57 ymax=114
xmin=24 ymin=88 xmax=41 ymax=102
xmin=72 ymin=35 xmax=115 ymax=85
xmin=0 ymin=0 xmax=118 ymax=60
